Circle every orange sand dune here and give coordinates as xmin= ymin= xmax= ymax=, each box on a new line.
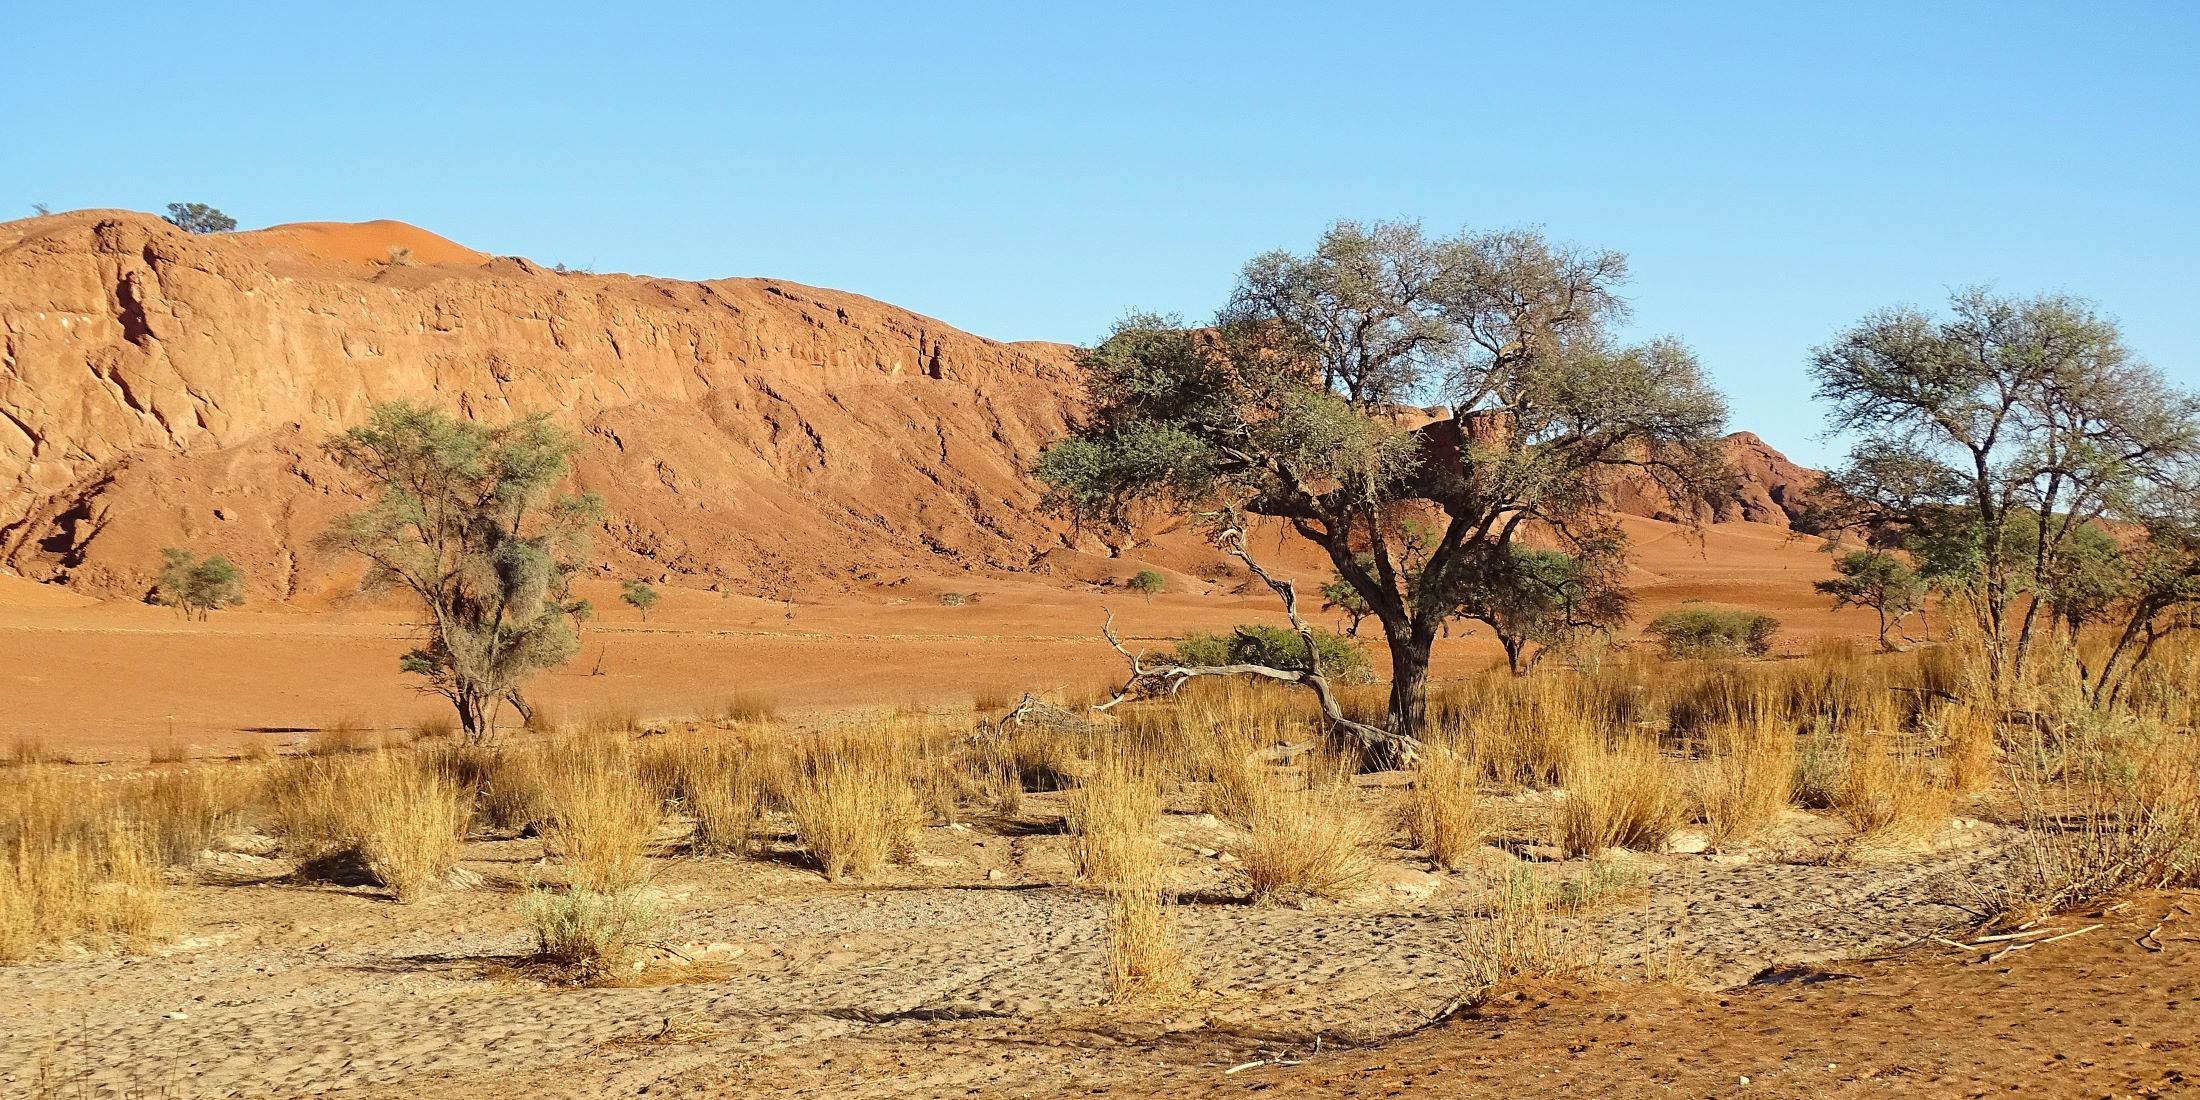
xmin=234 ymin=218 xmax=490 ymax=267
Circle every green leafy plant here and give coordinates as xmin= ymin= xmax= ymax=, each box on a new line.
xmin=153 ymin=547 xmax=244 ymax=620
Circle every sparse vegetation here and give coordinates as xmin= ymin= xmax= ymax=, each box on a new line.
xmin=1126 ymin=569 xmax=1165 ymax=599
xmin=1173 ymin=624 xmax=1373 ymax=683
xmin=780 ymin=726 xmax=926 ymax=882
xmin=1237 ymin=759 xmax=1379 ymax=902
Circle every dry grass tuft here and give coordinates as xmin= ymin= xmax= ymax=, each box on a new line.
xmin=0 ymin=772 xmax=165 ymax=960
xmin=6 ymin=735 xmax=57 ymax=768
xmin=1409 ymin=742 xmax=1485 ymax=870
xmin=537 ymin=735 xmax=662 ymax=891
xmin=1553 ymin=737 xmax=1689 ymax=856
xmin=1693 ymin=722 xmax=1797 ymax=846
xmin=1069 ymin=752 xmax=1163 ymax=888
xmin=1984 ymin=716 xmax=2200 ymax=919
xmin=1828 ymin=733 xmax=1952 ymax=851
xmin=1238 ymin=759 xmax=1380 ymax=902
xmin=306 ymin=717 xmax=386 ymax=756
xmin=1105 ymin=878 xmax=1186 ymax=1001
xmin=147 ymin=736 xmax=189 ymax=764
xmin=1460 ymin=866 xmax=1600 ymax=995
xmin=778 ymin=725 xmax=926 ymax=882
xmin=714 ymin=693 xmax=780 ymax=725
xmin=266 ymin=752 xmax=470 ymax=901
xmin=140 ymin=768 xmax=253 ymax=867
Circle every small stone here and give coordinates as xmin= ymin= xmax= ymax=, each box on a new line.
xmin=985 ymin=868 xmax=1004 ymax=881
xmin=165 ymin=1011 xmax=189 ymax=1020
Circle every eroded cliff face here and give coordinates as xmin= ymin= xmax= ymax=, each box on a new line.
xmin=0 ymin=210 xmax=1825 ymax=605
xmin=0 ymin=211 xmax=1087 ymax=601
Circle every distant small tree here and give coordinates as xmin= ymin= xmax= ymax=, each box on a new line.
xmin=154 ymin=547 xmax=244 ymax=621
xmin=1126 ymin=569 xmax=1166 ymax=600
xmin=1452 ymin=543 xmax=1630 ymax=674
xmin=1319 ymin=573 xmax=1372 ymax=636
xmin=1173 ymin=624 xmax=1374 ymax=683
xmin=621 ymin=579 xmax=660 ymax=621
xmin=322 ymin=403 xmax=601 ymax=741
xmin=162 ymin=202 xmax=236 ymax=234
xmin=31 ymin=202 xmax=50 ymax=216
xmin=1815 ymin=549 xmax=1930 ymax=652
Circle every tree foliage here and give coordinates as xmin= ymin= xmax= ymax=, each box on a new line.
xmin=321 ymin=403 xmax=601 ymax=740
xmin=162 ymin=202 xmax=236 ymax=234
xmin=154 ymin=547 xmax=244 ymax=620
xmin=1038 ymin=220 xmax=1729 ymax=749
xmin=1126 ymin=569 xmax=1165 ymax=599
xmin=1811 ymin=289 xmax=2200 ymax=691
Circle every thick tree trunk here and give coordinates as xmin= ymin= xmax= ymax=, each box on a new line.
xmin=1384 ymin=624 xmax=1432 ymax=742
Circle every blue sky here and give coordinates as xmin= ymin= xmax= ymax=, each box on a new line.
xmin=6 ymin=2 xmax=2194 ymax=466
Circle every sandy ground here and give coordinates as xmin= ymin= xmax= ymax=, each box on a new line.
xmin=1 ymin=517 xmax=1862 ymax=760
xmin=2 ymin=776 xmax=2043 ymax=1100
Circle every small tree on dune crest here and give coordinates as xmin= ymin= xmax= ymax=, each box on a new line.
xmin=321 ymin=402 xmax=601 ymax=741
xmin=162 ymin=202 xmax=236 ymax=234
xmin=154 ymin=547 xmax=245 ymax=621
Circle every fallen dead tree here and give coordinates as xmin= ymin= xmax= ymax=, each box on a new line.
xmin=1090 ymin=522 xmax=1420 ymax=769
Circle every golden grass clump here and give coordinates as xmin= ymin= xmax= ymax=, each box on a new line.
xmin=1693 ymin=722 xmax=1797 ymax=846
xmin=1105 ymin=877 xmax=1186 ymax=1002
xmin=537 ymin=735 xmax=663 ymax=891
xmin=1409 ymin=742 xmax=1485 ymax=870
xmin=1069 ymin=751 xmax=1163 ymax=888
xmin=266 ymin=752 xmax=471 ymax=901
xmin=0 ymin=771 xmax=164 ymax=960
xmin=779 ymin=725 xmax=927 ymax=882
xmin=1553 ymin=737 xmax=1688 ymax=857
xmin=6 ymin=735 xmax=57 ymax=767
xmin=635 ymin=733 xmax=766 ymax=857
xmin=306 ymin=716 xmax=386 ymax=756
xmin=1827 ymin=733 xmax=1952 ymax=850
xmin=139 ymin=768 xmax=254 ymax=867
xmin=1237 ymin=758 xmax=1380 ymax=903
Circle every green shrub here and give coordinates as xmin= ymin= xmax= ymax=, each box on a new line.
xmin=1173 ymin=624 xmax=1373 ymax=683
xmin=1127 ymin=569 xmax=1166 ymax=599
xmin=1646 ymin=605 xmax=1780 ymax=659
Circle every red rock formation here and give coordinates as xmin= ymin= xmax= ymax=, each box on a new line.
xmin=0 ymin=211 xmax=1826 ymax=604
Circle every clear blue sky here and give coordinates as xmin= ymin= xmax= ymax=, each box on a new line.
xmin=7 ymin=2 xmax=2194 ymax=465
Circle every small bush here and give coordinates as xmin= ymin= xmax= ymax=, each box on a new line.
xmin=620 ymin=579 xmax=660 ymax=620
xmin=937 ymin=591 xmax=968 ymax=606
xmin=518 ymin=886 xmax=664 ymax=981
xmin=1645 ymin=605 xmax=1780 ymax=659
xmin=1173 ymin=624 xmax=1373 ymax=683
xmin=153 ymin=547 xmax=245 ymax=621
xmin=387 ymin=245 xmax=414 ymax=266
xmin=1126 ymin=569 xmax=1166 ymax=599
xmin=163 ymin=202 xmax=236 ymax=234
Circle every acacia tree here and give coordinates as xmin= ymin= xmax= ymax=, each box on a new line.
xmin=1812 ymin=290 xmax=2200 ymax=692
xmin=621 ymin=579 xmax=660 ymax=621
xmin=154 ymin=547 xmax=245 ymax=620
xmin=2089 ymin=493 xmax=2200 ymax=706
xmin=1814 ymin=548 xmax=1929 ymax=651
xmin=322 ymin=403 xmax=601 ymax=741
xmin=1451 ymin=542 xmax=1629 ymax=674
xmin=1038 ymin=221 xmax=1729 ymax=759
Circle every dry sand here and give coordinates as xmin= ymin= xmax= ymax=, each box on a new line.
xmin=3 ymin=780 xmax=2045 ymax=1100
